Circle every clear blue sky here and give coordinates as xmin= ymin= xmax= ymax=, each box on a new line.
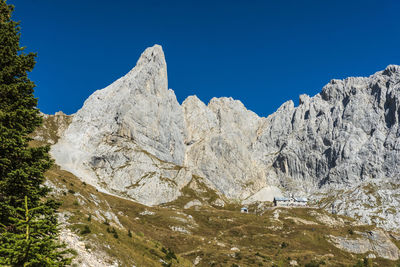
xmin=12 ymin=0 xmax=400 ymax=116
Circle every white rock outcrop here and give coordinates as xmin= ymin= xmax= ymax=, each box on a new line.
xmin=329 ymin=230 xmax=399 ymax=260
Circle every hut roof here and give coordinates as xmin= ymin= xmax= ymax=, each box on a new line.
xmin=294 ymin=197 xmax=308 ymax=202
xmin=274 ymin=197 xmax=290 ymax=201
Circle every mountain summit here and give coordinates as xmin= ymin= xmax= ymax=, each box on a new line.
xmin=50 ymin=45 xmax=400 ymax=230
xmin=51 ymin=45 xmax=188 ymax=205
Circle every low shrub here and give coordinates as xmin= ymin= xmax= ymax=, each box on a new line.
xmin=81 ymin=225 xmax=91 ymax=235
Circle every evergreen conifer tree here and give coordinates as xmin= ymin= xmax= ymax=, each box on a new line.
xmin=0 ymin=1 xmax=71 ymax=265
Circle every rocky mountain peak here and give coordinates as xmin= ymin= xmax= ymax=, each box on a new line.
xmin=49 ymin=45 xmax=400 ymax=230
xmin=51 ymin=45 xmax=189 ymax=205
xmin=135 ymin=44 xmax=165 ymax=67
xmin=382 ymin=64 xmax=400 ymax=76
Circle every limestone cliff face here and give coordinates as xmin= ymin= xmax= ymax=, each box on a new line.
xmin=183 ymin=96 xmax=268 ymax=199
xmin=50 ymin=45 xmax=400 ymax=229
xmin=255 ymin=65 xmax=400 ymax=192
xmin=51 ymin=45 xmax=191 ymax=205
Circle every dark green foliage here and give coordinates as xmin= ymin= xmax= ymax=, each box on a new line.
xmin=113 ymin=232 xmax=118 ymax=239
xmin=348 ymin=228 xmax=354 ymax=235
xmin=87 ymin=214 xmax=91 ymax=222
xmin=108 ymin=227 xmax=118 ymax=238
xmin=0 ymin=1 xmax=71 ymax=265
xmin=81 ymin=225 xmax=91 ymax=235
xmin=106 ymin=226 xmax=118 ymax=238
xmin=162 ymin=247 xmax=177 ymax=261
xmin=305 ymin=260 xmax=320 ymax=267
xmin=281 ymin=241 xmax=288 ymax=248
xmin=353 ymin=257 xmax=373 ymax=267
xmin=128 ymin=229 xmax=132 ymax=237
xmin=68 ymin=189 xmax=75 ymax=194
xmin=168 ymin=249 xmax=177 ymax=260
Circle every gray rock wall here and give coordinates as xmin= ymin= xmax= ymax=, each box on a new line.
xmin=256 ymin=66 xmax=400 ymax=192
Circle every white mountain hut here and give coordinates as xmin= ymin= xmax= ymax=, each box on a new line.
xmin=273 ymin=196 xmax=308 ymax=207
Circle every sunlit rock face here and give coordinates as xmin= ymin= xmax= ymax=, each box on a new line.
xmin=51 ymin=45 xmax=191 ymax=205
xmin=51 ymin=44 xmax=400 ymax=230
xmin=51 ymin=45 xmax=275 ymax=205
xmin=183 ymin=95 xmax=269 ymax=199
xmin=254 ymin=64 xmax=400 ymax=193
xmin=250 ymin=65 xmax=400 ymax=231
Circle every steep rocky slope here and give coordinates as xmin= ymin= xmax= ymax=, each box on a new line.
xmin=48 ymin=44 xmax=400 ymax=231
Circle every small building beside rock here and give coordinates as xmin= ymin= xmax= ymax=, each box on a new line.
xmin=273 ymin=197 xmax=291 ymax=206
xmin=293 ymin=197 xmax=308 ymax=206
xmin=273 ymin=196 xmax=308 ymax=207
xmin=240 ymin=207 xmax=248 ymax=213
